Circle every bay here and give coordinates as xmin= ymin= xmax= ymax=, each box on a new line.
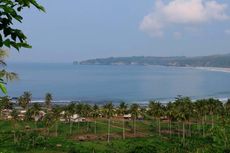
xmin=5 ymin=63 xmax=230 ymax=103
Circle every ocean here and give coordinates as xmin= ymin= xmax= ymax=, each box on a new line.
xmin=5 ymin=63 xmax=230 ymax=104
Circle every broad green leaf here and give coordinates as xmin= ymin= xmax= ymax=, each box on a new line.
xmin=0 ymin=83 xmax=7 ymax=94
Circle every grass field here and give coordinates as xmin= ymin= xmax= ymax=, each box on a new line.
xmin=0 ymin=116 xmax=229 ymax=153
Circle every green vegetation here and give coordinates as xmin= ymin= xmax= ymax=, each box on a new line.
xmin=0 ymin=0 xmax=45 ymax=50
xmin=0 ymin=0 xmax=44 ymax=94
xmin=0 ymin=49 xmax=18 ymax=94
xmin=77 ymin=54 xmax=230 ymax=68
xmin=1 ymin=94 xmax=230 ymax=152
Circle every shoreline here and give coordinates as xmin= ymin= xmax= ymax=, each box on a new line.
xmin=77 ymin=64 xmax=230 ymax=73
xmin=192 ymin=66 xmax=230 ymax=73
xmin=14 ymin=96 xmax=229 ymax=106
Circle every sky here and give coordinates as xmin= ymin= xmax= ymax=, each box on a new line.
xmin=7 ymin=0 xmax=230 ymax=63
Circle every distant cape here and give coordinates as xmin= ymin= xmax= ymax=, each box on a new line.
xmin=74 ymin=53 xmax=230 ymax=68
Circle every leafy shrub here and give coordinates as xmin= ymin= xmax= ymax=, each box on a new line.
xmin=0 ymin=150 xmax=14 ymax=153
xmin=223 ymin=148 xmax=230 ymax=153
xmin=15 ymin=131 xmax=48 ymax=151
xmin=149 ymin=122 xmax=157 ymax=133
xmin=68 ymin=147 xmax=80 ymax=153
xmin=34 ymin=135 xmax=47 ymax=146
xmin=129 ymin=144 xmax=157 ymax=153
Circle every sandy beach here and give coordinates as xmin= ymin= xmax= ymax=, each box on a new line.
xmin=193 ymin=67 xmax=230 ymax=73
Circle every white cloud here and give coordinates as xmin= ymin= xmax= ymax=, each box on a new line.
xmin=140 ymin=0 xmax=229 ymax=37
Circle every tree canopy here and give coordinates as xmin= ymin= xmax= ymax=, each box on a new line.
xmin=0 ymin=0 xmax=45 ymax=94
xmin=0 ymin=0 xmax=45 ymax=50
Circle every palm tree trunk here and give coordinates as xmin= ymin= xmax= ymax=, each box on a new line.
xmin=211 ymin=115 xmax=214 ymax=128
xmin=94 ymin=120 xmax=97 ymax=134
xmin=34 ymin=113 xmax=37 ymax=130
xmin=34 ymin=121 xmax=37 ymax=130
xmin=177 ymin=122 xmax=180 ymax=138
xmin=13 ymin=120 xmax=17 ymax=144
xmin=202 ymin=117 xmax=205 ymax=137
xmin=0 ymin=110 xmax=2 ymax=120
xmin=134 ymin=116 xmax=136 ymax=137
xmin=47 ymin=127 xmax=50 ymax=136
xmin=224 ymin=127 xmax=227 ymax=148
xmin=33 ymin=137 xmax=35 ymax=147
xmin=182 ymin=122 xmax=185 ymax=141
xmin=13 ymin=131 xmax=16 ymax=144
xmin=167 ymin=120 xmax=170 ymax=133
xmin=87 ymin=121 xmax=89 ymax=132
xmin=133 ymin=118 xmax=134 ymax=134
xmin=169 ymin=120 xmax=172 ymax=138
xmin=217 ymin=115 xmax=220 ymax=124
xmin=158 ymin=119 xmax=161 ymax=136
xmin=70 ymin=121 xmax=73 ymax=134
xmin=123 ymin=118 xmax=125 ymax=139
xmin=188 ymin=120 xmax=191 ymax=137
xmin=108 ymin=119 xmax=110 ymax=142
xmin=55 ymin=122 xmax=58 ymax=137
xmin=196 ymin=119 xmax=199 ymax=135
xmin=78 ymin=121 xmax=80 ymax=133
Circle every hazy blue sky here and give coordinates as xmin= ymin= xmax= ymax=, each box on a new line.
xmin=7 ymin=0 xmax=230 ymax=63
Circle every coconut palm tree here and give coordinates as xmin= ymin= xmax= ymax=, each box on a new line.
xmin=103 ymin=102 xmax=114 ymax=143
xmin=64 ymin=103 xmax=76 ymax=135
xmin=174 ymin=96 xmax=192 ymax=141
xmin=216 ymin=100 xmax=224 ymax=125
xmin=18 ymin=96 xmax=26 ymax=110
xmin=92 ymin=104 xmax=100 ymax=134
xmin=185 ymin=98 xmax=194 ymax=137
xmin=45 ymin=93 xmax=52 ymax=110
xmin=11 ymin=108 xmax=19 ymax=143
xmin=18 ymin=91 xmax=32 ymax=111
xmin=0 ymin=69 xmax=18 ymax=81
xmin=83 ymin=104 xmax=92 ymax=132
xmin=30 ymin=103 xmax=42 ymax=129
xmin=148 ymin=101 xmax=164 ymax=136
xmin=118 ymin=101 xmax=128 ymax=139
xmin=194 ymin=99 xmax=207 ymax=137
xmin=225 ymin=99 xmax=230 ymax=116
xmin=52 ymin=106 xmax=62 ymax=137
xmin=130 ymin=103 xmax=140 ymax=137
xmin=209 ymin=98 xmax=223 ymax=128
xmin=166 ymin=102 xmax=176 ymax=137
xmin=75 ymin=103 xmax=84 ymax=132
xmin=23 ymin=91 xmax=32 ymax=109
xmin=222 ymin=99 xmax=230 ymax=126
xmin=0 ymin=96 xmax=12 ymax=119
xmin=43 ymin=111 xmax=54 ymax=135
xmin=206 ymin=98 xmax=219 ymax=128
xmin=0 ymin=49 xmax=18 ymax=94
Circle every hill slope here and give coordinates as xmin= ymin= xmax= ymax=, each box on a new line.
xmin=76 ymin=54 xmax=230 ymax=68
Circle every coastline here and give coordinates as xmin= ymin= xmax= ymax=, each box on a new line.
xmin=192 ymin=66 xmax=230 ymax=73
xmin=17 ymin=96 xmax=229 ymax=106
xmin=77 ymin=63 xmax=230 ymax=73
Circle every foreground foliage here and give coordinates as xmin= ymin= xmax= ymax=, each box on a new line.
xmin=0 ymin=0 xmax=44 ymax=94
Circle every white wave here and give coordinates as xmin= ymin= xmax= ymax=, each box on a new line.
xmin=195 ymin=67 xmax=230 ymax=73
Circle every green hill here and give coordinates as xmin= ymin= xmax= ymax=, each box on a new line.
xmin=76 ymin=54 xmax=230 ymax=68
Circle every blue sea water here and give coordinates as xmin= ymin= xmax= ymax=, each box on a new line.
xmin=5 ymin=63 xmax=230 ymax=103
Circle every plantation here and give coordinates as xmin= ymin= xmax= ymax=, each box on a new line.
xmin=0 ymin=95 xmax=230 ymax=152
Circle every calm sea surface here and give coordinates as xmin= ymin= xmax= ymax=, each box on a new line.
xmin=5 ymin=63 xmax=230 ymax=103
